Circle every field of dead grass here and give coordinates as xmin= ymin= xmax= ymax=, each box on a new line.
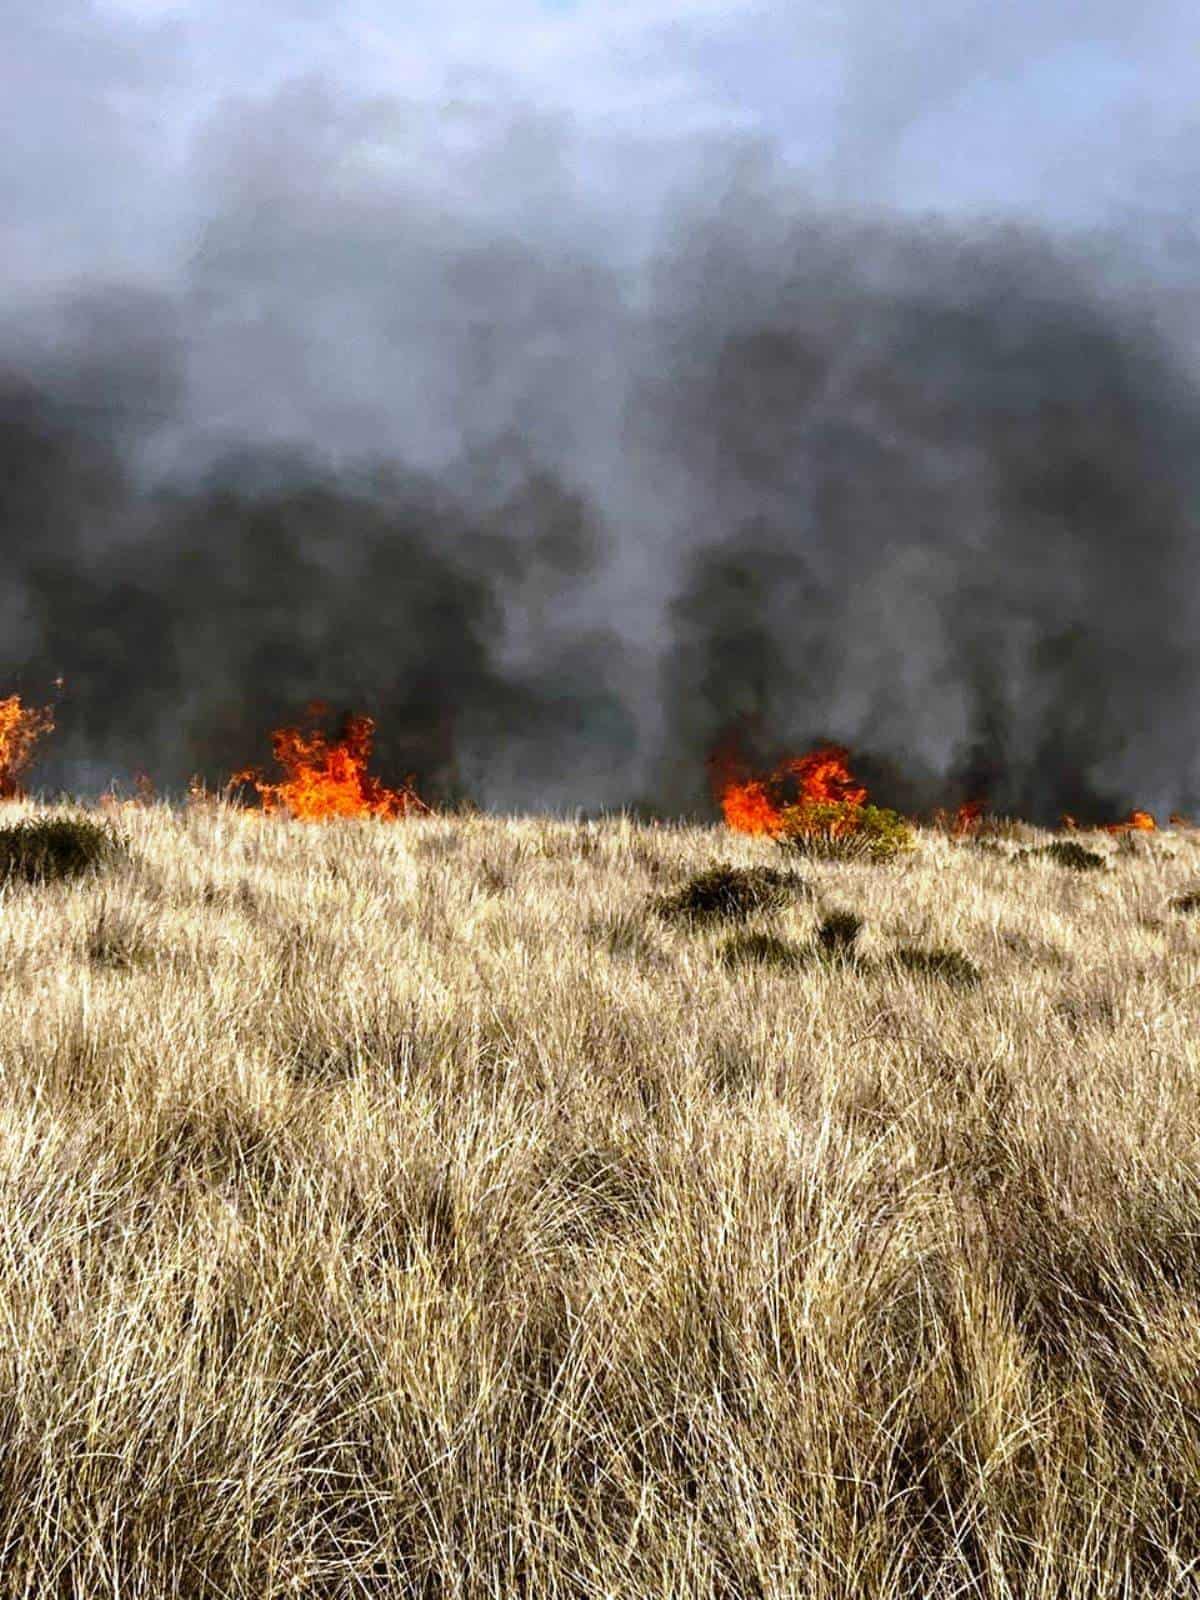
xmin=1 ymin=799 xmax=1200 ymax=1597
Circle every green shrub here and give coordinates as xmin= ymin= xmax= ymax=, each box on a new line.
xmin=776 ymin=802 xmax=915 ymax=862
xmin=0 ymin=814 xmax=127 ymax=885
xmin=654 ymin=863 xmax=811 ymax=924
xmin=892 ymin=946 xmax=982 ymax=989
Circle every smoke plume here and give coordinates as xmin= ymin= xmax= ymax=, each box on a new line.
xmin=3 ymin=84 xmax=1200 ymax=823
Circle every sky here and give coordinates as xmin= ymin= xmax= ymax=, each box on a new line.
xmin=5 ymin=0 xmax=1200 ymax=817
xmin=9 ymin=0 xmax=1198 ymax=479
xmin=9 ymin=0 xmax=1199 ymax=295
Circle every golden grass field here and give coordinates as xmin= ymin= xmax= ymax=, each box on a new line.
xmin=2 ymin=800 xmax=1200 ymax=1597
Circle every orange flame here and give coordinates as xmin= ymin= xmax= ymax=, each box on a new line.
xmin=933 ymin=798 xmax=987 ymax=835
xmin=1104 ymin=809 xmax=1156 ymax=834
xmin=232 ymin=703 xmax=430 ymax=822
xmin=1061 ymin=808 xmax=1158 ymax=833
xmin=710 ymin=739 xmax=868 ymax=837
xmin=953 ymin=799 xmax=986 ymax=833
xmin=0 ymin=694 xmax=55 ymax=799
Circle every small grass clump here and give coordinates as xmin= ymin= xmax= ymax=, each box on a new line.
xmin=0 ymin=813 xmax=128 ymax=885
xmin=719 ymin=931 xmax=806 ymax=971
xmin=1169 ymin=889 xmax=1200 ymax=914
xmin=653 ymin=863 xmax=810 ymax=924
xmin=892 ymin=945 xmax=983 ymax=989
xmin=971 ymin=838 xmax=1015 ymax=858
xmin=586 ymin=912 xmax=666 ymax=968
xmin=1017 ymin=841 xmax=1107 ymax=873
xmin=816 ymin=909 xmax=864 ymax=958
xmin=776 ymin=801 xmax=915 ymax=862
xmin=86 ymin=899 xmax=157 ymax=972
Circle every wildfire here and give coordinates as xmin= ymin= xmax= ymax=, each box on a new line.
xmin=1062 ymin=809 xmax=1158 ymax=832
xmin=932 ymin=798 xmax=987 ymax=835
xmin=100 ymin=771 xmax=158 ymax=816
xmin=710 ymin=738 xmax=868 ymax=838
xmin=1104 ymin=810 xmax=1156 ymax=834
xmin=232 ymin=703 xmax=430 ymax=822
xmin=0 ymin=694 xmax=55 ymax=799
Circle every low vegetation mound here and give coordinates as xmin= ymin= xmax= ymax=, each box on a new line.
xmin=654 ymin=863 xmax=810 ymax=924
xmin=1017 ymin=841 xmax=1107 ymax=872
xmin=719 ymin=931 xmax=806 ymax=971
xmin=892 ymin=945 xmax=983 ymax=989
xmin=0 ymin=814 xmax=128 ymax=884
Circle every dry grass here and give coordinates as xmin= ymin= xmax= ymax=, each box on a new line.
xmin=1 ymin=800 xmax=1199 ymax=1596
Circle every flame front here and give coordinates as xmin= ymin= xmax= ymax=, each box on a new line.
xmin=711 ymin=739 xmax=867 ymax=837
xmin=0 ymin=694 xmax=54 ymax=799
xmin=233 ymin=704 xmax=429 ymax=821
xmin=1104 ymin=809 xmax=1156 ymax=833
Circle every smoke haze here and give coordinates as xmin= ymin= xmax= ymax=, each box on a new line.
xmin=4 ymin=2 xmax=1200 ymax=821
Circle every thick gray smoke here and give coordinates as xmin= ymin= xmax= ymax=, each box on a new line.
xmin=3 ymin=118 xmax=1200 ymax=821
xmin=641 ymin=207 xmax=1200 ymax=821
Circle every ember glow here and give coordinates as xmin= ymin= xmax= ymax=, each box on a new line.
xmin=232 ymin=704 xmax=430 ymax=822
xmin=709 ymin=738 xmax=868 ymax=838
xmin=0 ymin=694 xmax=54 ymax=799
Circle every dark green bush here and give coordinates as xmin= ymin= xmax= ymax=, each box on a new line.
xmin=0 ymin=814 xmax=127 ymax=885
xmin=892 ymin=946 xmax=982 ymax=989
xmin=654 ymin=863 xmax=811 ymax=924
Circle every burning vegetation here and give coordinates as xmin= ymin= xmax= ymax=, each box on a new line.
xmin=708 ymin=740 xmax=867 ymax=838
xmin=1104 ymin=810 xmax=1157 ymax=834
xmin=932 ymin=799 xmax=988 ymax=836
xmin=231 ymin=703 xmax=430 ymax=822
xmin=1062 ymin=809 xmax=1163 ymax=833
xmin=708 ymin=737 xmax=914 ymax=860
xmin=0 ymin=677 xmax=1185 ymax=842
xmin=0 ymin=693 xmax=55 ymax=799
